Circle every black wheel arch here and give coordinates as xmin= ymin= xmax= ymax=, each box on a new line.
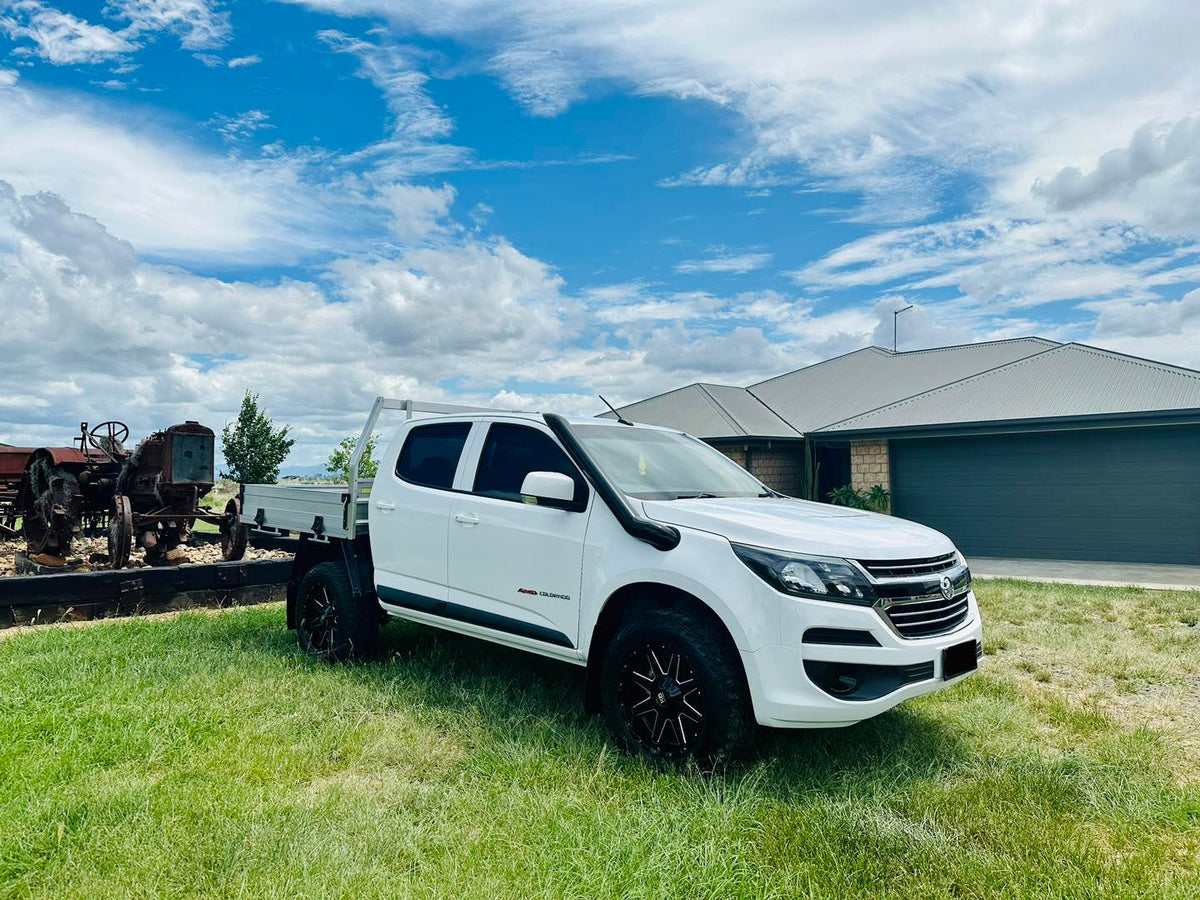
xmin=583 ymin=582 xmax=744 ymax=714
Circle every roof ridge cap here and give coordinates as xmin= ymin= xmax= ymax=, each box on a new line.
xmin=1063 ymin=342 xmax=1200 ymax=381
xmin=695 ymin=383 xmax=747 ymax=436
xmin=892 ymin=336 xmax=1059 ymax=357
xmin=813 ymin=343 xmax=1067 ymax=430
xmin=749 ymin=346 xmax=888 ymax=388
xmin=741 ymin=387 xmax=804 ymax=436
xmin=614 ymin=381 xmax=707 ymax=412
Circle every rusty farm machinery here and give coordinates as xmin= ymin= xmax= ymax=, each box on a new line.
xmin=0 ymin=420 xmax=248 ymax=569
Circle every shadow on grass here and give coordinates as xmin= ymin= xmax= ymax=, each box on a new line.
xmin=238 ymin=610 xmax=970 ymax=790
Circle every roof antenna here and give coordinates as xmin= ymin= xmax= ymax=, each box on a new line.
xmin=598 ymin=394 xmax=634 ymax=426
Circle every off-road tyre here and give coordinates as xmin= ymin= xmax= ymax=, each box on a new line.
xmin=296 ymin=561 xmax=378 ymax=662
xmin=600 ymin=606 xmax=755 ymax=767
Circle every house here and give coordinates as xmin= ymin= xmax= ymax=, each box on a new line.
xmin=609 ymin=339 xmax=1200 ymax=565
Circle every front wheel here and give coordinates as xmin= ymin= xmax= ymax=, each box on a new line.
xmin=296 ymin=562 xmax=378 ymax=662
xmin=600 ymin=607 xmax=755 ymax=766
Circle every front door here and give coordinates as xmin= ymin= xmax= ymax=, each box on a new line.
xmin=447 ymin=421 xmax=591 ymax=649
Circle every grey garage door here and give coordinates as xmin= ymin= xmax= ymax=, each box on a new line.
xmin=890 ymin=426 xmax=1200 ymax=565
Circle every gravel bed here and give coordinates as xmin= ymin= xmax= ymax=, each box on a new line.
xmin=0 ymin=535 xmax=291 ymax=577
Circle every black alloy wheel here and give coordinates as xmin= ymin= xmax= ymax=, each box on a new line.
xmin=301 ymin=581 xmax=339 ymax=659
xmin=295 ymin=562 xmax=378 ymax=662
xmin=617 ymin=642 xmax=706 ymax=758
xmin=601 ymin=606 xmax=755 ymax=766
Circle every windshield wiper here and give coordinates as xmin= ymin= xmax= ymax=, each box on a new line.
xmin=670 ymin=492 xmax=720 ymax=500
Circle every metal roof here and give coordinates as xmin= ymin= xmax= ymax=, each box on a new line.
xmin=604 ymin=382 xmax=801 ymax=439
xmin=818 ymin=343 xmax=1200 ymax=433
xmin=748 ymin=338 xmax=1060 ymax=433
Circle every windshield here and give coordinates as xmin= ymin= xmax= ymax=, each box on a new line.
xmin=569 ymin=423 xmax=768 ymax=500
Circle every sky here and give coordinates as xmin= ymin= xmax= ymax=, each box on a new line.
xmin=1 ymin=0 xmax=1199 ymax=468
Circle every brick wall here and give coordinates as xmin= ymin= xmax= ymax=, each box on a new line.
xmin=718 ymin=446 xmax=748 ymax=467
xmin=716 ymin=444 xmax=805 ymax=495
xmin=749 ymin=447 xmax=805 ymax=495
xmin=849 ymin=439 xmax=891 ymax=511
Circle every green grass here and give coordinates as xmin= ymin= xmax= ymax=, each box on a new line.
xmin=1 ymin=581 xmax=1197 ymax=899
xmin=193 ymin=481 xmax=239 ymax=535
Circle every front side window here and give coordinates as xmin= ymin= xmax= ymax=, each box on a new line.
xmin=395 ymin=422 xmax=472 ymax=490
xmin=569 ymin=424 xmax=767 ymax=500
xmin=473 ymin=423 xmax=587 ymax=506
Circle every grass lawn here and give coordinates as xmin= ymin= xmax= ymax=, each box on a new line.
xmin=193 ymin=482 xmax=240 ymax=535
xmin=1 ymin=580 xmax=1197 ymax=898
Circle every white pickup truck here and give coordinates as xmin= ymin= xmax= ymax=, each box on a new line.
xmin=242 ymin=398 xmax=982 ymax=763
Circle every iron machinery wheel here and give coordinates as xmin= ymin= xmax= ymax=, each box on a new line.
xmin=108 ymin=495 xmax=132 ymax=569
xmin=220 ymin=497 xmax=248 ymax=561
xmin=296 ymin=562 xmax=378 ymax=662
xmin=87 ymin=421 xmax=130 ymax=458
xmin=601 ymin=607 xmax=755 ymax=766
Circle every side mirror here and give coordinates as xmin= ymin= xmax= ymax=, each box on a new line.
xmin=520 ymin=471 xmax=576 ymax=507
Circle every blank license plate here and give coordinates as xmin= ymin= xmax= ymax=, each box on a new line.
xmin=942 ymin=640 xmax=978 ymax=680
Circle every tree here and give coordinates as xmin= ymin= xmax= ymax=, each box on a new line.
xmin=220 ymin=391 xmax=294 ymax=484
xmin=325 ymin=434 xmax=379 ymax=484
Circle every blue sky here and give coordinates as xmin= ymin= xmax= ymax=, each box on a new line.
xmin=1 ymin=0 xmax=1199 ymax=464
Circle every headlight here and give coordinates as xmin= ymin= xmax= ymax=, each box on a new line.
xmin=731 ymin=544 xmax=877 ymax=606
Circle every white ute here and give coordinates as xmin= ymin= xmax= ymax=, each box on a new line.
xmin=242 ymin=398 xmax=982 ymax=763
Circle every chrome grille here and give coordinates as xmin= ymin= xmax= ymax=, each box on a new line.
xmin=858 ymin=552 xmax=958 ymax=579
xmin=882 ymin=592 xmax=970 ymax=638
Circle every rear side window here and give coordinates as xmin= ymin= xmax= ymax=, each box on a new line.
xmin=473 ymin=423 xmax=587 ymax=506
xmin=395 ymin=422 xmax=472 ymax=490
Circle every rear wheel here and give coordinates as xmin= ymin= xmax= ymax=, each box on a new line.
xmin=296 ymin=562 xmax=378 ymax=662
xmin=600 ymin=607 xmax=755 ymax=766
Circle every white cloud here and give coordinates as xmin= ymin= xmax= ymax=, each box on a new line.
xmin=106 ymin=0 xmax=231 ymax=50
xmin=374 ymin=181 xmax=455 ymax=240
xmin=0 ymin=86 xmax=338 ymax=258
xmin=0 ymin=0 xmax=230 ymax=66
xmin=227 ymin=53 xmax=260 ymax=68
xmin=1031 ymin=117 xmax=1200 ymax=236
xmin=791 ymin=215 xmax=1157 ymax=310
xmin=279 ymin=2 xmax=1198 ymax=214
xmin=206 ymin=108 xmax=273 ymax=142
xmin=0 ymin=67 xmax=18 ymax=87
xmin=334 ymin=238 xmax=571 ymax=357
xmin=317 ymin=29 xmax=453 ymax=142
xmin=1 ymin=1 xmax=135 ymax=64
xmin=675 ymin=251 xmax=772 ymax=275
xmin=0 ymin=181 xmax=584 ymax=461
xmin=488 ymin=44 xmax=581 ymax=117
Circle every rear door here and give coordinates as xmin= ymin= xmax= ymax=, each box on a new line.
xmin=371 ymin=420 xmax=476 ymax=607
xmin=446 ymin=421 xmax=592 ymax=649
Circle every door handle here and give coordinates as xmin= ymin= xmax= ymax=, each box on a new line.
xmin=454 ymin=512 xmax=480 ymax=526
xmin=375 ymin=500 xmax=396 ymax=512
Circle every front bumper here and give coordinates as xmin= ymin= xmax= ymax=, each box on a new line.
xmin=741 ymin=589 xmax=983 ymax=728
